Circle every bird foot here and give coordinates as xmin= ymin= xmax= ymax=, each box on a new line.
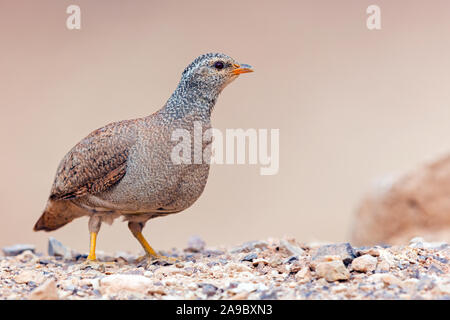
xmin=134 ymin=254 xmax=179 ymax=267
xmin=81 ymin=258 xmax=116 ymax=271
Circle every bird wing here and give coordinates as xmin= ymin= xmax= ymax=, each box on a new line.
xmin=49 ymin=119 xmax=138 ymax=201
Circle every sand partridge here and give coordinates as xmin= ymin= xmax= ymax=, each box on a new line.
xmin=34 ymin=53 xmax=253 ymax=261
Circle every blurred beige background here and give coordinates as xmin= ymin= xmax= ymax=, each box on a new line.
xmin=2 ymin=0 xmax=450 ymax=254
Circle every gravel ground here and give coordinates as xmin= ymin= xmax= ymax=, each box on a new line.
xmin=0 ymin=236 xmax=449 ymax=300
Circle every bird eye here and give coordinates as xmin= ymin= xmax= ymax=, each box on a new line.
xmin=214 ymin=61 xmax=224 ymax=70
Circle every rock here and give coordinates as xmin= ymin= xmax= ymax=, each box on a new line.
xmin=432 ymin=282 xmax=450 ymax=295
xmin=374 ymin=249 xmax=397 ymax=273
xmin=186 ymin=235 xmax=206 ymax=252
xmin=252 ymin=258 xmax=269 ymax=267
xmin=28 ymin=279 xmax=59 ymax=300
xmin=310 ymin=254 xmax=342 ymax=270
xmin=409 ymin=237 xmax=448 ymax=250
xmin=230 ymin=241 xmax=268 ymax=253
xmin=15 ymin=250 xmax=36 ymax=263
xmin=249 ymin=241 xmax=269 ymax=250
xmin=427 ymin=264 xmax=444 ymax=275
xmin=402 ymin=278 xmax=419 ymax=291
xmin=260 ymin=290 xmax=278 ymax=300
xmin=352 ymin=155 xmax=450 ymax=246
xmin=100 ymin=274 xmax=165 ymax=296
xmin=280 ymin=239 xmax=305 ymax=257
xmin=295 ymin=267 xmax=312 ymax=284
xmin=232 ymin=282 xmax=257 ymax=293
xmin=241 ymin=253 xmax=257 ymax=262
xmin=199 ymin=283 xmax=218 ymax=297
xmin=96 ymin=250 xmax=115 ymax=262
xmin=351 ymin=254 xmax=378 ymax=273
xmin=114 ymin=251 xmax=136 ymax=263
xmin=289 ymin=261 xmax=303 ymax=273
xmin=269 ymin=257 xmax=283 ymax=268
xmin=2 ymin=244 xmax=35 ymax=256
xmin=65 ymin=285 xmax=76 ymax=293
xmin=38 ymin=259 xmax=52 ymax=265
xmin=355 ymin=247 xmax=380 ymax=257
xmin=376 ymin=260 xmax=391 ymax=272
xmin=153 ymin=266 xmax=189 ymax=279
xmin=416 ymin=276 xmax=435 ymax=291
xmin=312 ymin=243 xmax=356 ymax=266
xmin=369 ymin=274 xmax=402 ymax=287
xmin=283 ymin=256 xmax=299 ymax=264
xmin=14 ymin=270 xmax=45 ymax=284
xmin=231 ymin=292 xmax=249 ymax=300
xmin=48 ymin=237 xmax=73 ymax=260
xmin=225 ymin=262 xmax=252 ymax=273
xmin=366 ymin=248 xmax=380 ymax=257
xmin=315 ymin=260 xmax=350 ymax=282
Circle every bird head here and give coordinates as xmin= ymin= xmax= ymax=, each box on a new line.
xmin=180 ymin=53 xmax=253 ymax=94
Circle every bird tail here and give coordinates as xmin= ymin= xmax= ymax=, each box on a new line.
xmin=34 ymin=200 xmax=85 ymax=232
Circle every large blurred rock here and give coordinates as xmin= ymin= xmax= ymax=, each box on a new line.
xmin=2 ymin=244 xmax=35 ymax=256
xmin=29 ymin=279 xmax=59 ymax=300
xmin=352 ymin=154 xmax=450 ymax=246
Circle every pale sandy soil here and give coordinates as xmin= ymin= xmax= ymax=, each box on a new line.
xmin=0 ymin=237 xmax=449 ymax=300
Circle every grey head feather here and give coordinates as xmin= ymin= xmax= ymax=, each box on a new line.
xmin=161 ymin=53 xmax=237 ymax=122
xmin=181 ymin=53 xmax=232 ymax=77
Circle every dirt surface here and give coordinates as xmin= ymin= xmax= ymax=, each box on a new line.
xmin=0 ymin=237 xmax=449 ymax=300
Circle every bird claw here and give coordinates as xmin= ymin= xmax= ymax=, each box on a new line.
xmin=134 ymin=254 xmax=179 ymax=267
xmin=81 ymin=258 xmax=116 ymax=271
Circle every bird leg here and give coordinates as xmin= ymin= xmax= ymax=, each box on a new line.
xmin=86 ymin=215 xmax=101 ymax=261
xmin=82 ymin=216 xmax=116 ymax=268
xmin=128 ymin=222 xmax=178 ymax=263
xmin=87 ymin=232 xmax=97 ymax=261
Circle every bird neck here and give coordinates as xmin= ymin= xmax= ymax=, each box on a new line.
xmin=158 ymin=78 xmax=220 ymax=122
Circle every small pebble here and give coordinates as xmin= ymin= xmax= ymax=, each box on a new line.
xmin=186 ymin=235 xmax=206 ymax=252
xmin=241 ymin=253 xmax=258 ymax=262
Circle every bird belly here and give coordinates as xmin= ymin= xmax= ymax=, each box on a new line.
xmin=84 ymin=162 xmax=210 ymax=215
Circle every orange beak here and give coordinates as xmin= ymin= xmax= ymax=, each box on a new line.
xmin=232 ymin=63 xmax=254 ymax=75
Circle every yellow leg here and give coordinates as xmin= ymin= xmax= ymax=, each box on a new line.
xmin=86 ymin=232 xmax=97 ymax=261
xmin=133 ymin=232 xmax=157 ymax=256
xmin=132 ymin=231 xmax=177 ymax=263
